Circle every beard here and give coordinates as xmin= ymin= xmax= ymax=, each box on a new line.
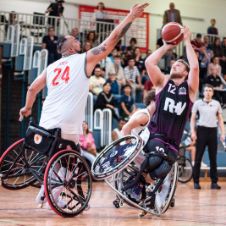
xmin=170 ymin=73 xmax=184 ymax=79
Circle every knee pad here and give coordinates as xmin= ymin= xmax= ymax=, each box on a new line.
xmin=149 ymin=160 xmax=172 ymax=179
xmin=148 ymin=155 xmax=163 ymax=171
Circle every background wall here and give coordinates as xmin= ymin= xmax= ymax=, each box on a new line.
xmin=1 ymin=0 xmax=226 ymax=50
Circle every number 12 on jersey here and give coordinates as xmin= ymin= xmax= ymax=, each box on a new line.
xmin=52 ymin=66 xmax=70 ymax=86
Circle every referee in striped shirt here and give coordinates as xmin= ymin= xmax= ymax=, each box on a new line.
xmin=190 ymin=84 xmax=225 ymax=189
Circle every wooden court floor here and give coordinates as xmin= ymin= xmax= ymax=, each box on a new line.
xmin=0 ymin=181 xmax=226 ymax=226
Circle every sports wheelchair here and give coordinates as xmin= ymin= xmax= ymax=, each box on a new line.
xmin=0 ymin=122 xmax=92 ymax=217
xmin=91 ymin=135 xmax=178 ymax=216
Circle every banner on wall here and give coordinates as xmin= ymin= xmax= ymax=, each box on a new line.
xmin=79 ymin=5 xmax=149 ymax=51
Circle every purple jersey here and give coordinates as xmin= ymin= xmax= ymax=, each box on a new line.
xmin=148 ymin=80 xmax=193 ymax=148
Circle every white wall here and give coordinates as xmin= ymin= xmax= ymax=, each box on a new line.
xmin=1 ymin=0 xmax=226 ymax=50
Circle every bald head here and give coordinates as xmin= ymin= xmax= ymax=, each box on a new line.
xmin=57 ymin=35 xmax=81 ymax=56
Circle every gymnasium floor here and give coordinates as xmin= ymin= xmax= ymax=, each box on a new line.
xmin=0 ymin=181 xmax=225 ymax=226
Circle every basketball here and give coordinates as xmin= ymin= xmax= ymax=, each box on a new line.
xmin=161 ymin=22 xmax=184 ymax=45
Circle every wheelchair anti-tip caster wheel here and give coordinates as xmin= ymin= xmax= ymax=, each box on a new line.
xmin=170 ymin=197 xmax=175 ymax=207
xmin=139 ymin=210 xmax=147 ymax=217
xmin=113 ymin=200 xmax=120 ymax=208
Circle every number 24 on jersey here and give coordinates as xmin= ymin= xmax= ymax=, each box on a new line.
xmin=52 ymin=66 xmax=70 ymax=86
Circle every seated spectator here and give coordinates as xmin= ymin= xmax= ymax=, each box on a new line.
xmin=112 ymin=118 xmax=127 ymax=141
xmin=156 ymin=37 xmax=163 ymax=49
xmin=83 ymin=41 xmax=93 ymax=52
xmin=208 ymin=56 xmax=222 ymax=76
xmin=207 ymin=18 xmax=219 ymax=35
xmin=89 ymin=67 xmax=106 ymax=96
xmin=191 ymin=33 xmax=204 ymax=52
xmin=79 ymin=121 xmax=96 ymax=156
xmin=206 ymin=67 xmax=226 ymax=105
xmin=221 ymin=37 xmax=226 ymax=79
xmin=42 ymin=27 xmax=60 ymax=65
xmin=134 ymin=47 xmax=145 ymax=72
xmin=124 ymin=58 xmax=143 ymax=91
xmin=94 ymin=82 xmax=119 ymax=120
xmin=86 ymin=31 xmax=98 ymax=47
xmin=212 ymin=37 xmax=223 ymax=58
xmin=70 ymin=27 xmax=79 ymax=38
xmin=126 ymin=37 xmax=137 ymax=55
xmin=106 ymin=73 xmax=120 ymax=95
xmin=120 ymin=84 xmax=136 ymax=118
xmin=107 ymin=55 xmax=126 ymax=86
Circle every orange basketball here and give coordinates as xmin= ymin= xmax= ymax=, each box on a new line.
xmin=161 ymin=22 xmax=184 ymax=45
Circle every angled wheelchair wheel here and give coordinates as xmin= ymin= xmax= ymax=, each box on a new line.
xmin=178 ymin=157 xmax=193 ymax=183
xmin=154 ymin=162 xmax=178 ymax=215
xmin=44 ymin=149 xmax=92 ymax=217
xmin=0 ymin=139 xmax=46 ymax=189
xmin=92 ymin=135 xmax=143 ymax=180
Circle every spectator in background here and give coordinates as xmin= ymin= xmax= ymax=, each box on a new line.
xmin=79 ymin=121 xmax=97 ymax=156
xmin=191 ymin=33 xmax=204 ymax=52
xmin=120 ymin=84 xmax=136 ymax=118
xmin=46 ymin=0 xmax=64 ymax=27
xmin=112 ymin=118 xmax=127 ymax=141
xmin=42 ymin=27 xmax=60 ymax=65
xmin=86 ymin=31 xmax=98 ymax=47
xmin=212 ymin=37 xmax=223 ymax=58
xmin=89 ymin=66 xmax=106 ymax=96
xmin=126 ymin=37 xmax=137 ymax=55
xmin=95 ymin=2 xmax=107 ymax=20
xmin=124 ymin=58 xmax=142 ymax=91
xmin=207 ymin=18 xmax=219 ymax=35
xmin=208 ymin=56 xmax=222 ymax=76
xmin=108 ymin=55 xmax=126 ymax=86
xmin=191 ymin=84 xmax=225 ymax=190
xmin=9 ymin=11 xmax=17 ymax=25
xmin=156 ymin=37 xmax=163 ymax=49
xmin=163 ymin=2 xmax=182 ymax=25
xmin=134 ymin=47 xmax=145 ymax=72
xmin=106 ymin=73 xmax=120 ymax=95
xmin=206 ymin=66 xmax=226 ymax=105
xmin=83 ymin=41 xmax=93 ymax=52
xmin=221 ymin=37 xmax=226 ymax=79
xmin=94 ymin=82 xmax=119 ymax=120
xmin=70 ymin=27 xmax=79 ymax=38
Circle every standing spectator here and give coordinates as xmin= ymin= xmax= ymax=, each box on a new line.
xmin=163 ymin=2 xmax=182 ymax=25
xmin=120 ymin=84 xmax=136 ymax=118
xmin=112 ymin=118 xmax=127 ymax=141
xmin=89 ymin=67 xmax=106 ymax=96
xmin=42 ymin=27 xmax=60 ymax=65
xmin=190 ymin=84 xmax=225 ymax=189
xmin=207 ymin=18 xmax=219 ymax=35
xmin=94 ymin=82 xmax=119 ymax=120
xmin=46 ymin=0 xmax=64 ymax=28
xmin=95 ymin=2 xmax=107 ymax=20
xmin=134 ymin=47 xmax=145 ymax=72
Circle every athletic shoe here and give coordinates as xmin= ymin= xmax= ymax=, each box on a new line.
xmin=194 ymin=183 xmax=201 ymax=189
xmin=211 ymin=183 xmax=221 ymax=190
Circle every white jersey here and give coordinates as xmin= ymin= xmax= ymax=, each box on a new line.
xmin=39 ymin=53 xmax=89 ymax=134
xmin=131 ymin=108 xmax=151 ymax=144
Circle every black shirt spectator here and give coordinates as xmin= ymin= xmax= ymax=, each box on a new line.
xmin=42 ymin=27 xmax=60 ymax=65
xmin=207 ymin=18 xmax=218 ymax=35
xmin=46 ymin=0 xmax=64 ymax=27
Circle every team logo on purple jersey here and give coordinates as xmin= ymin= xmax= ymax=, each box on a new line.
xmin=179 ymin=87 xmax=187 ymax=95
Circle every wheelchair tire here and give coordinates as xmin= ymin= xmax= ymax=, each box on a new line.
xmin=178 ymin=157 xmax=193 ymax=183
xmin=0 ymin=139 xmax=46 ymax=190
xmin=44 ymin=149 xmax=92 ymax=217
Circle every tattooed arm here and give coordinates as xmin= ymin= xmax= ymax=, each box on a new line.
xmin=86 ymin=3 xmax=149 ymax=76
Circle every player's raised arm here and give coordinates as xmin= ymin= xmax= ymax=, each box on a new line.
xmin=183 ymin=26 xmax=199 ymax=102
xmin=86 ymin=3 xmax=149 ymax=76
